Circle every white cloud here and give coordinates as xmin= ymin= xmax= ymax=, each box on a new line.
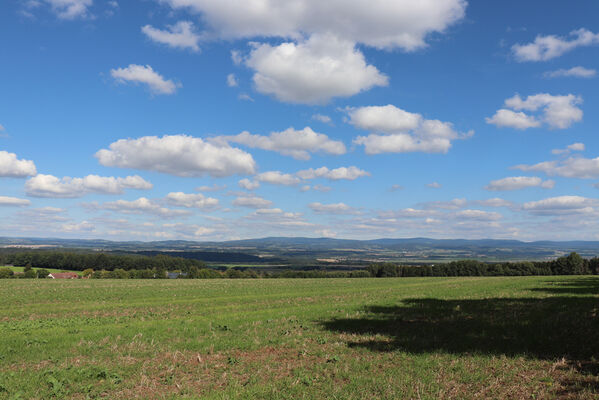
xmin=43 ymin=0 xmax=92 ymax=19
xmin=312 ymin=114 xmax=331 ymax=124
xmin=255 ymin=171 xmax=301 ymax=186
xmin=0 ymin=196 xmax=31 ymax=207
xmin=245 ymin=34 xmax=388 ymax=104
xmin=87 ymin=197 xmax=191 ymax=217
xmin=486 ymin=93 xmax=583 ymax=130
xmin=544 ymin=66 xmax=596 ymax=79
xmin=0 ymin=124 xmax=4 ymax=131
xmin=237 ymin=93 xmax=254 ymax=102
xmin=485 ymin=176 xmax=554 ymax=191
xmin=238 ymin=178 xmax=259 ymax=190
xmin=142 ymin=21 xmax=201 ymax=52
xmin=158 ymin=0 xmax=467 ymax=50
xmin=0 ymin=151 xmax=37 ymax=177
xmin=523 ymin=196 xmax=599 ymax=215
xmin=349 ymin=105 xmax=470 ymax=154
xmin=166 ymin=192 xmax=219 ymax=209
xmin=25 ymin=174 xmax=152 ymax=198
xmin=426 ymin=182 xmax=442 ymax=188
xmin=227 ymin=73 xmax=238 ymax=87
xmin=96 ymin=135 xmax=256 ymax=177
xmin=110 ymin=64 xmax=180 ymax=95
xmin=484 ymin=109 xmax=541 ymax=130
xmin=232 ymin=195 xmax=272 ymax=208
xmin=552 ymin=142 xmax=585 ymax=155
xmin=512 ymin=29 xmax=599 ymax=62
xmin=308 ymin=202 xmax=357 ymax=215
xmin=390 ymin=184 xmax=404 ymax=191
xmin=455 ymin=209 xmax=502 ymax=221
xmin=62 ymin=221 xmax=95 ymax=232
xmin=221 ymin=127 xmax=346 ymax=160
xmin=514 ymin=156 xmax=599 ymax=179
xmin=296 ymin=166 xmax=370 ymax=181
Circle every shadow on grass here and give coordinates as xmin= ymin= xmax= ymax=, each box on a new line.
xmin=528 ymin=277 xmax=599 ymax=296
xmin=321 ymin=278 xmax=599 ymax=393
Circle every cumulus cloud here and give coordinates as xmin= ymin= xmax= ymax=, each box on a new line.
xmin=86 ymin=197 xmax=191 ymax=217
xmin=485 ymin=176 xmax=555 ymax=191
xmin=348 ymin=105 xmax=470 ymax=154
xmin=226 ymin=73 xmax=238 ymax=87
xmin=245 ymin=34 xmax=388 ymax=104
xmin=61 ymin=221 xmax=95 ymax=232
xmin=523 ymin=196 xmax=599 ymax=215
xmin=166 ymin=192 xmax=219 ymax=209
xmin=0 ymin=151 xmax=37 ymax=177
xmin=426 ymin=182 xmax=442 ymax=188
xmin=486 ymin=93 xmax=583 ymax=130
xmin=255 ymin=171 xmax=301 ymax=186
xmin=512 ymin=29 xmax=599 ymax=62
xmin=544 ymin=66 xmax=596 ymax=79
xmin=514 ymin=156 xmax=599 ymax=179
xmin=232 ymin=195 xmax=272 ymax=208
xmin=96 ymin=135 xmax=256 ymax=177
xmin=552 ymin=142 xmax=585 ymax=155
xmin=158 ymin=0 xmax=467 ymax=50
xmin=142 ymin=21 xmax=201 ymax=52
xmin=110 ymin=64 xmax=180 ymax=95
xmin=296 ymin=166 xmax=370 ymax=181
xmin=308 ymin=202 xmax=358 ymax=215
xmin=484 ymin=109 xmax=540 ymax=130
xmin=220 ymin=127 xmax=346 ymax=160
xmin=0 ymin=196 xmax=31 ymax=207
xmin=238 ymin=178 xmax=259 ymax=190
xmin=25 ymin=174 xmax=152 ymax=198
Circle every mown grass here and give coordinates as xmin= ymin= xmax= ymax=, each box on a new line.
xmin=0 ymin=276 xmax=597 ymax=399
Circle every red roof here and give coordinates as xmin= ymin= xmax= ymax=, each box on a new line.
xmin=49 ymin=272 xmax=79 ymax=279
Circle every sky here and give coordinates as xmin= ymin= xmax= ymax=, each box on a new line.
xmin=1 ymin=0 xmax=599 ymax=242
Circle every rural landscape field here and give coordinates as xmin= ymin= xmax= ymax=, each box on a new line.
xmin=1 ymin=276 xmax=598 ymax=399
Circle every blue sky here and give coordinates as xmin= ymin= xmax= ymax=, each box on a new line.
xmin=1 ymin=0 xmax=599 ymax=241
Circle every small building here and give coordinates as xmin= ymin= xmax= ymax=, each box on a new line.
xmin=48 ymin=272 xmax=79 ymax=279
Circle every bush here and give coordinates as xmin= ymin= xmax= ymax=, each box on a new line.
xmin=36 ymin=269 xmax=50 ymax=278
xmin=0 ymin=267 xmax=14 ymax=279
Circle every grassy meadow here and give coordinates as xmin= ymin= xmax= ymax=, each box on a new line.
xmin=0 ymin=276 xmax=598 ymax=399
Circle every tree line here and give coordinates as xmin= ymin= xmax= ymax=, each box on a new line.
xmin=1 ymin=250 xmax=598 ymax=279
xmin=0 ymin=251 xmax=206 ymax=273
xmin=367 ymin=252 xmax=599 ymax=277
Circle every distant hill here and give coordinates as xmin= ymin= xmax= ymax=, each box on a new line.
xmin=1 ymin=236 xmax=598 ymax=262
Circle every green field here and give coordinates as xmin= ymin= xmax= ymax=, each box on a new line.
xmin=2 ymin=266 xmax=82 ymax=275
xmin=1 ymin=276 xmax=598 ymax=399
